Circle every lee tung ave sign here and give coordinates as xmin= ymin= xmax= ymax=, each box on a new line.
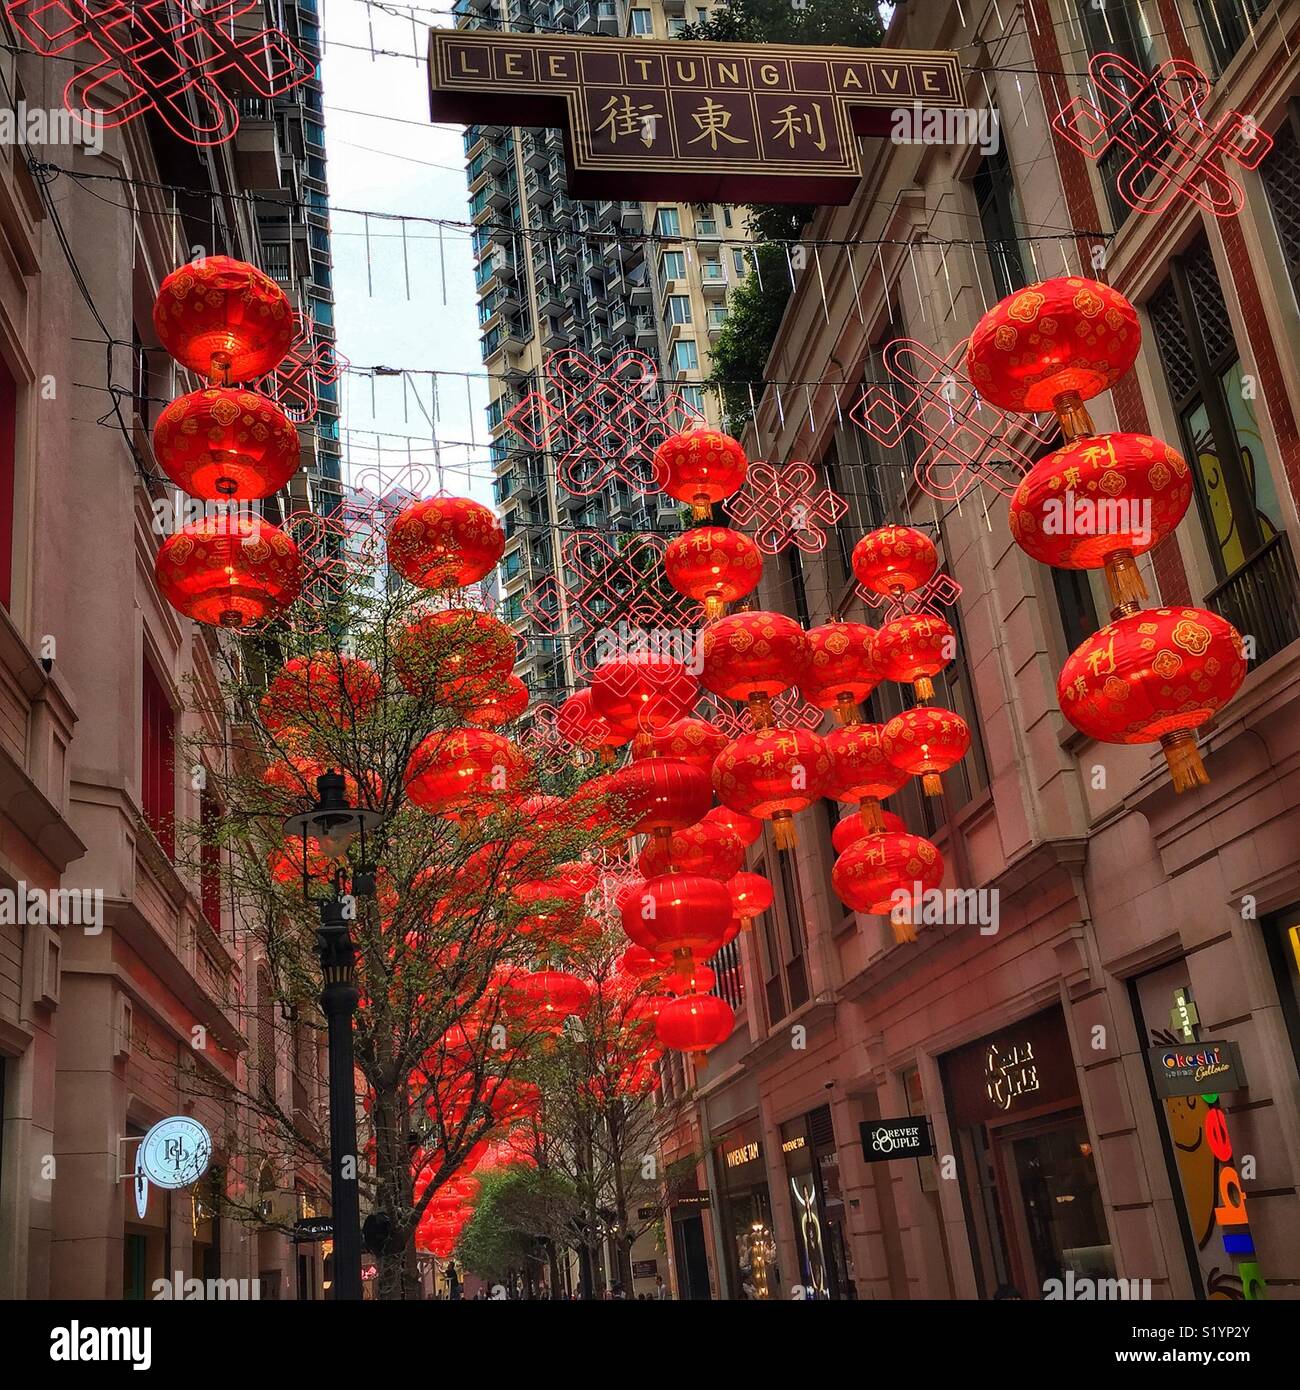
xmin=429 ymin=31 xmax=965 ymax=203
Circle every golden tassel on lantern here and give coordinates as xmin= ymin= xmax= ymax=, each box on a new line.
xmin=834 ymin=693 xmax=862 ymax=725
xmin=691 ymin=497 xmax=711 ymax=521
xmin=860 ymin=797 xmax=885 ymax=832
xmin=1160 ymin=729 xmax=1210 ymax=793
xmin=890 ymin=904 xmax=917 ymax=945
xmin=1053 ymin=390 xmax=1097 ymax=444
xmin=913 ymin=676 xmax=936 ymax=701
xmin=1102 ymin=549 xmax=1149 ymax=608
xmin=771 ymin=812 xmax=797 ymax=851
xmin=747 ymin=691 xmax=774 ymax=729
xmin=704 ymin=593 xmax=726 ymax=620
xmin=693 ymin=1052 xmax=708 ymax=1076
xmin=739 ymin=915 xmax=755 ymax=932
xmin=921 ymin=772 xmax=943 ymax=797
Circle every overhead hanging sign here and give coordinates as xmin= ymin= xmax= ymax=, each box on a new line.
xmin=860 ymin=1117 xmax=934 ymax=1161
xmin=137 ymin=1116 xmax=212 ymax=1190
xmin=429 ymin=31 xmax=965 ymax=203
xmin=1147 ymin=1040 xmax=1247 ymax=1098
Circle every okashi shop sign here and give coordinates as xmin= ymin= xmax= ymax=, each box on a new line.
xmin=429 ymin=31 xmax=964 ymax=203
xmin=1148 ymin=1040 xmax=1246 ymax=1098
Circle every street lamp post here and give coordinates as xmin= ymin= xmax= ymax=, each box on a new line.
xmin=283 ymin=771 xmax=382 ymax=1303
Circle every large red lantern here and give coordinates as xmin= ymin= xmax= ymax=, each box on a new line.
xmin=799 ymin=620 xmax=880 ymax=724
xmin=966 ymin=277 xmax=1141 ymax=440
xmin=612 ymin=759 xmax=713 ymax=839
xmin=655 ymin=992 xmax=734 ymax=1061
xmin=831 ymin=808 xmax=907 ymax=854
xmin=663 ymin=525 xmax=763 ymax=617
xmin=393 ymin=608 xmax=516 ymax=696
xmin=880 ymin=707 xmax=971 ymax=797
xmin=386 ymin=495 xmax=505 ymax=590
xmin=638 ymin=819 xmax=744 ymax=881
xmin=704 ymin=805 xmax=763 ymax=846
xmin=155 ymin=514 xmax=301 ymax=628
xmin=727 ymin=871 xmax=773 ymax=931
xmin=825 ymin=722 xmax=910 ymax=827
xmin=832 ymin=831 xmax=944 ymax=943
xmin=406 ymin=729 xmax=532 ymax=817
xmin=712 ymin=726 xmax=833 ymax=849
xmin=701 ymin=611 xmax=812 ymax=728
xmin=620 ymin=873 xmax=733 ymax=966
xmin=153 ymin=255 xmax=295 ymax=383
xmin=632 ymin=717 xmax=728 ymax=772
xmin=461 ymin=673 xmax=529 ymax=727
xmin=652 ymin=428 xmax=749 ymax=519
xmin=153 ymin=388 xmax=299 ymax=499
xmin=558 ymin=689 xmax=631 ymax=763
xmin=1008 ymin=432 xmax=1194 ymax=607
xmin=618 ymin=944 xmax=666 ymax=981
xmin=262 ymin=653 xmax=381 ymax=732
xmin=591 ymin=655 xmax=699 ymax=733
xmin=872 ymin=614 xmax=955 ymax=701
xmin=1056 ymin=607 xmax=1246 ymax=792
xmin=660 ymin=963 xmax=717 ymax=997
xmin=851 ymin=526 xmax=937 ymax=599
xmin=513 ymin=969 xmax=593 ymax=1035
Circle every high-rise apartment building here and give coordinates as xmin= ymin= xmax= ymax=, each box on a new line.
xmin=456 ymin=0 xmax=748 ymax=699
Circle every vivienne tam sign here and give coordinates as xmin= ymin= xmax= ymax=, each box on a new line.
xmin=429 ymin=31 xmax=964 ymax=203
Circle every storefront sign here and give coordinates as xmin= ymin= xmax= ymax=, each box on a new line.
xmin=725 ymin=1140 xmax=760 ymax=1168
xmin=1148 ymin=1040 xmax=1246 ymax=1097
xmin=859 ymin=1117 xmax=934 ymax=1161
xmin=672 ymin=1190 xmax=712 ymax=1210
xmin=984 ymin=1040 xmax=1041 ymax=1112
xmin=942 ymin=1007 xmax=1081 ymax=1128
xmin=780 ymin=1135 xmax=806 ymax=1154
xmin=428 ymin=31 xmax=964 ymax=203
xmin=137 ymin=1116 xmax=212 ymax=1190
xmin=637 ymin=1204 xmax=660 ymax=1221
xmin=294 ymin=1217 xmax=334 ymax=1243
xmin=632 ymin=1259 xmax=658 ymax=1278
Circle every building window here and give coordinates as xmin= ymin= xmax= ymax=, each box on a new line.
xmin=630 ymin=7 xmax=652 ymax=34
xmin=695 ymin=217 xmax=718 ymax=237
xmin=200 ymin=786 xmax=221 ymax=931
xmin=971 ymin=124 xmax=1027 ymax=299
xmin=660 ymin=250 xmax=686 ymax=287
xmin=671 ymin=340 xmax=698 ymax=373
xmin=666 ymin=294 xmax=692 ymax=325
xmin=0 ymin=354 xmax=15 ymax=611
xmin=1260 ymin=110 xmax=1300 ymax=313
xmin=142 ymin=657 xmax=175 ymax=856
xmin=1192 ymin=0 xmax=1266 ymax=74
xmin=732 ymin=248 xmax=750 ymax=277
xmin=656 ymin=207 xmax=681 ymax=237
xmin=679 ymin=385 xmax=705 ymax=415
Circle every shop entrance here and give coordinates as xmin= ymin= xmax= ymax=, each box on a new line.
xmin=671 ymin=1213 xmax=711 ymax=1300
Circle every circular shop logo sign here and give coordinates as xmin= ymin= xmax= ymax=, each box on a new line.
xmin=138 ymin=1116 xmax=212 ymax=1190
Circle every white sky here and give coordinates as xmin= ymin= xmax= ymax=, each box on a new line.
xmin=321 ymin=0 xmax=494 ymax=508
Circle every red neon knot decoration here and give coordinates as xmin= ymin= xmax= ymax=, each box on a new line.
xmin=856 ymin=570 xmax=963 ymax=622
xmin=724 ymin=460 xmax=847 ymax=554
xmin=261 ymin=312 xmax=348 ymax=423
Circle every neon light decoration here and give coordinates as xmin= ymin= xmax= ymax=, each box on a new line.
xmin=1052 ymin=53 xmax=1273 ymax=220
xmin=724 ymin=460 xmax=847 ymax=554
xmin=851 ymin=339 xmax=1055 ymax=503
xmin=855 ymin=569 xmax=963 ymax=623
xmin=502 ymin=349 xmax=704 ymax=496
xmin=7 ymin=0 xmax=315 ymax=147
xmin=263 ymin=312 xmax=349 ymax=423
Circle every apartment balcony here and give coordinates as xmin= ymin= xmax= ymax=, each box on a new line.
xmin=233 ymin=96 xmax=281 ymax=189
xmin=529 ymin=175 xmax=554 ymax=208
xmin=596 ymin=0 xmax=618 ymax=31
xmin=700 ymin=261 xmax=728 ymax=297
xmin=524 ymin=134 xmax=548 ymax=170
xmin=633 ymin=310 xmax=657 ymax=346
xmin=618 ymin=201 xmax=644 ymax=230
xmin=542 ymin=316 xmax=567 ymax=348
xmin=1207 ymin=532 xmax=1300 ymax=666
xmin=487 ymin=177 xmax=514 ymax=209
xmin=627 ymin=270 xmax=652 ymax=306
xmin=537 ymin=280 xmax=562 ymax=315
xmin=706 ymin=305 xmax=728 ymax=338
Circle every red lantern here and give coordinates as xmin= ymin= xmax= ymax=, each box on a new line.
xmin=872 ymin=614 xmax=955 ymax=700
xmin=262 ymin=654 xmax=381 ymax=732
xmin=831 ymin=808 xmax=908 ymax=854
xmin=406 ymin=729 xmax=532 ymax=817
xmin=966 ymin=277 xmax=1141 ymax=440
xmin=558 ymin=689 xmax=632 ymax=763
xmin=663 ymin=525 xmax=763 ymax=618
xmin=660 ymin=963 xmax=716 ymax=996
xmin=851 ymin=526 xmax=937 ymax=598
xmin=393 ymin=608 xmax=516 ymax=696
xmin=1056 ymin=607 xmax=1246 ymax=792
xmin=825 ymin=723 xmax=910 ymax=827
xmin=268 ymin=835 xmax=330 ymax=884
xmin=655 ymin=992 xmax=734 ymax=1060
xmin=155 ymin=514 xmax=301 ymax=628
xmin=612 ymin=759 xmax=713 ymax=838
xmin=832 ymin=831 xmax=945 ymax=944
xmin=800 ymin=620 xmax=881 ymax=723
xmin=638 ymin=819 xmax=745 ymax=881
xmin=591 ymin=655 xmax=699 ymax=733
xmin=701 ymin=611 xmax=812 ymax=728
xmin=618 ymin=944 xmax=666 ymax=981
xmin=153 ymin=388 xmax=299 ymax=499
xmin=704 ymin=805 xmax=763 ymax=846
xmin=386 ymin=495 xmax=505 ymax=590
xmin=880 ymin=707 xmax=972 ymax=797
xmin=712 ymin=726 xmax=833 ymax=849
xmin=153 ymin=255 xmax=295 ymax=383
xmin=462 ymin=673 xmax=529 ymax=727
xmin=727 ymin=871 xmax=773 ymax=931
xmin=652 ymin=428 xmax=749 ymax=519
xmin=1008 ymin=432 xmax=1194 ymax=607
xmin=512 ymin=969 xmax=593 ymax=1035
xmin=631 ymin=717 xmax=728 ymax=772
xmin=620 ymin=873 xmax=733 ymax=967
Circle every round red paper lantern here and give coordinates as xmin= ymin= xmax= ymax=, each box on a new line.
xmin=612 ymin=759 xmax=713 ymax=837
xmin=558 ymin=689 xmax=632 ymax=763
xmin=660 ymin=963 xmax=717 ymax=997
xmin=512 ymin=969 xmax=593 ymax=1034
xmin=1056 ymin=607 xmax=1246 ymax=792
xmin=727 ymin=871 xmax=773 ymax=931
xmin=620 ymin=873 xmax=733 ymax=965
xmin=851 ymin=525 xmax=938 ymax=599
xmin=153 ymin=387 xmax=299 ymax=499
xmin=712 ymin=726 xmax=833 ymax=849
xmin=701 ymin=611 xmax=812 ymax=727
xmin=462 ymin=673 xmax=529 ymax=727
xmin=631 ymin=717 xmax=728 ymax=772
xmin=153 ymin=255 xmax=295 ymax=382
xmin=1008 ymin=432 xmax=1194 ymax=607
xmin=966 ymin=277 xmax=1141 ymax=437
xmin=824 ymin=721 xmax=910 ymax=830
xmin=262 ymin=653 xmax=382 ymax=732
xmin=155 ymin=514 xmax=301 ymax=628
xmin=386 ymin=495 xmax=505 ymax=590
xmin=652 ymin=428 xmax=749 ymax=519
xmin=880 ymin=707 xmax=971 ymax=797
xmin=704 ymin=805 xmax=763 ymax=846
xmin=799 ymin=620 xmax=880 ymax=724
xmin=638 ymin=819 xmax=745 ymax=880
xmin=591 ymin=655 xmax=699 ymax=733
xmin=393 ymin=608 xmax=516 ymax=696
xmin=406 ymin=729 xmax=531 ymax=816
xmin=831 ymin=808 xmax=908 ymax=854
xmin=872 ymin=614 xmax=955 ymax=701
xmin=832 ymin=830 xmax=944 ymax=943
xmin=656 ymin=992 xmax=734 ymax=1057
xmin=618 ymin=944 xmax=666 ymax=981
xmin=663 ymin=525 xmax=763 ymax=618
